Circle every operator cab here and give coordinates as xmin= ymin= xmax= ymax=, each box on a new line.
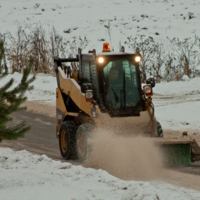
xmin=54 ymin=43 xmax=147 ymax=117
xmin=96 ymin=52 xmax=143 ymax=116
xmin=79 ymin=43 xmax=144 ymax=117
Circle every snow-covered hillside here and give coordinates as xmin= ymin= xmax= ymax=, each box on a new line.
xmin=1 ymin=0 xmax=200 ymax=52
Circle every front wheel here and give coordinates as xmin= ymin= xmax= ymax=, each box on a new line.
xmin=59 ymin=121 xmax=75 ymax=159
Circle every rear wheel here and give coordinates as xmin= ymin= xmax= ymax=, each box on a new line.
xmin=70 ymin=124 xmax=88 ymax=160
xmin=157 ymin=121 xmax=163 ymax=137
xmin=59 ymin=121 xmax=75 ymax=159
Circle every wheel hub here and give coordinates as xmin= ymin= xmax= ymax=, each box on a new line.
xmin=61 ymin=129 xmax=68 ymax=152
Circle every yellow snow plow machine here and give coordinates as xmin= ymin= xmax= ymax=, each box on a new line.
xmin=54 ymin=43 xmax=200 ymax=166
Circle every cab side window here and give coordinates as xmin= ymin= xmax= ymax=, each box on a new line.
xmin=81 ymin=61 xmax=90 ymax=82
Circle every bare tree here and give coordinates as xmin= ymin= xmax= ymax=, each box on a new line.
xmin=126 ymin=35 xmax=159 ymax=82
xmin=7 ymin=25 xmax=30 ymax=72
xmin=0 ymin=33 xmax=8 ymax=73
xmin=151 ymin=41 xmax=165 ymax=82
xmin=166 ymin=36 xmax=200 ymax=79
xmin=5 ymin=24 xmax=89 ymax=75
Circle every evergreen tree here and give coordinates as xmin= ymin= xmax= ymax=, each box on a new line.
xmin=0 ymin=36 xmax=35 ymax=142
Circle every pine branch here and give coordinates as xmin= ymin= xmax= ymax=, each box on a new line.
xmin=0 ymin=122 xmax=30 ymax=142
xmin=0 ymin=37 xmax=35 ymax=142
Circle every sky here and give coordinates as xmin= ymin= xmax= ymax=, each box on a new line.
xmin=1 ymin=0 xmax=200 ymax=199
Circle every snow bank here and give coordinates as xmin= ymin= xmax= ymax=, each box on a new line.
xmin=153 ymin=77 xmax=200 ymax=96
xmin=0 ymin=148 xmax=200 ymax=200
xmin=152 ymin=77 xmax=200 ymax=133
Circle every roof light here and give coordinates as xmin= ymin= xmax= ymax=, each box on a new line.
xmin=102 ymin=43 xmax=111 ymax=52
xmin=98 ymin=57 xmax=104 ymax=63
xmin=135 ymin=56 xmax=141 ymax=62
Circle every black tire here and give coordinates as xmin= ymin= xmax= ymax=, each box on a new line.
xmin=70 ymin=124 xmax=87 ymax=160
xmin=59 ymin=121 xmax=76 ymax=159
xmin=70 ymin=123 xmax=94 ymax=161
xmin=157 ymin=121 xmax=163 ymax=137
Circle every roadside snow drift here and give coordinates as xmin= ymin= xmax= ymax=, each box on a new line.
xmin=1 ymin=147 xmax=200 ymax=200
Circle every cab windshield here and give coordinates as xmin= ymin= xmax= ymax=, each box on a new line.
xmin=103 ymin=59 xmax=140 ymax=110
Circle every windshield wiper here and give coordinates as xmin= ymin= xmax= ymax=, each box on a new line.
xmin=111 ymin=88 xmax=119 ymax=103
xmin=123 ymin=70 xmax=126 ymax=108
xmin=119 ymin=70 xmax=126 ymax=109
xmin=120 ymin=70 xmax=126 ymax=109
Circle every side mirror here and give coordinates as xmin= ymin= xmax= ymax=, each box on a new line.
xmin=146 ymin=78 xmax=155 ymax=88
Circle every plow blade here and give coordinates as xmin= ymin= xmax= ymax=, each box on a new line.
xmin=154 ymin=138 xmax=200 ymax=166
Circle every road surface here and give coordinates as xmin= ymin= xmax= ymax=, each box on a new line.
xmin=1 ymin=110 xmax=61 ymax=161
xmin=1 ymin=110 xmax=200 ymax=191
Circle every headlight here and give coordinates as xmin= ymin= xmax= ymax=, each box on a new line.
xmin=143 ymin=85 xmax=153 ymax=96
xmin=135 ymin=56 xmax=141 ymax=62
xmin=85 ymin=90 xmax=93 ymax=100
xmin=98 ymin=57 xmax=104 ymax=63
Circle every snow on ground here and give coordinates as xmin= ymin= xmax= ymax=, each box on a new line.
xmin=153 ymin=76 xmax=200 ymax=133
xmin=0 ymin=147 xmax=200 ymax=200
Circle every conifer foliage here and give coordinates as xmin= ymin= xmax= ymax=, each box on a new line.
xmin=0 ymin=37 xmax=35 ymax=142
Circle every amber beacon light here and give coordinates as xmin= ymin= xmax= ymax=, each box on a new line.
xmin=102 ymin=43 xmax=111 ymax=52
